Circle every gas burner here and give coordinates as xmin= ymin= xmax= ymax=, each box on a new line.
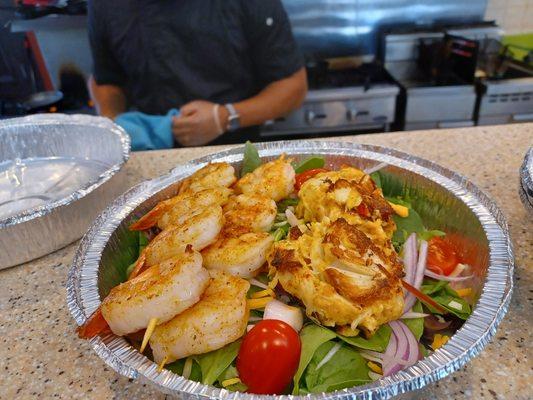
xmin=306 ymin=63 xmax=394 ymax=90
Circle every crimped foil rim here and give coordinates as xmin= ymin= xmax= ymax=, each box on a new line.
xmin=0 ymin=114 xmax=131 ymax=228
xmin=67 ymin=141 xmax=514 ymax=400
xmin=519 ymin=147 xmax=533 ymax=214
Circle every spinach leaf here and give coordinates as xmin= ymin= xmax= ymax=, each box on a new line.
xmin=370 ymin=171 xmax=382 ymax=188
xmin=241 ymin=141 xmax=261 ymax=177
xmin=217 ymin=365 xmax=248 ymax=392
xmin=337 ymin=324 xmax=391 ymax=352
xmin=125 ymin=231 xmax=149 ymax=279
xmin=304 ymin=341 xmax=370 ymax=393
xmin=418 ymin=229 xmax=446 ymax=242
xmin=166 ymin=357 xmax=202 ymax=382
xmin=276 ymin=198 xmax=299 ymax=213
xmin=292 ymin=324 xmax=336 ymax=394
xmin=402 ymin=301 xmax=425 ymax=340
xmin=195 ymin=340 xmax=241 ymax=385
xmin=421 ymin=279 xmax=471 ymax=319
xmin=294 ymin=156 xmax=325 ymax=174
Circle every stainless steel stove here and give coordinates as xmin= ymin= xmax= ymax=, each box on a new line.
xmin=259 ymin=64 xmax=399 ymax=137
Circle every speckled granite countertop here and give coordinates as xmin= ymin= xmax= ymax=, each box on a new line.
xmin=1 ymin=124 xmax=532 ymax=399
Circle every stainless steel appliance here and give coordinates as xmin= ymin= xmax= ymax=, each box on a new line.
xmin=282 ymin=0 xmax=487 ymax=58
xmin=260 ymin=64 xmax=399 ymax=137
xmin=476 ymin=42 xmax=533 ymax=125
xmin=382 ymin=23 xmax=502 ymax=130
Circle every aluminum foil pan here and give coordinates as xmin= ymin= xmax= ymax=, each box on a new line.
xmin=519 ymin=147 xmax=533 ymax=216
xmin=0 ymin=114 xmax=130 ymax=269
xmin=67 ymin=141 xmax=513 ymax=399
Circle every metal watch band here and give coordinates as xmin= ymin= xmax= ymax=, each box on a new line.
xmin=224 ymin=103 xmax=240 ymax=132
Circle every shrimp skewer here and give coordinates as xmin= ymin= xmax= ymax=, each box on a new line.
xmin=130 ymin=187 xmax=232 ymax=232
xmin=150 ymin=270 xmax=250 ymax=364
xmin=235 ymin=155 xmax=295 ymax=201
xmin=143 ymin=206 xmax=224 ymax=267
xmin=202 ymin=229 xmax=274 ymax=278
xmin=101 ymin=249 xmax=210 ymax=336
xmin=223 ymin=193 xmax=277 ymax=232
xmin=179 ymin=162 xmax=236 ymax=195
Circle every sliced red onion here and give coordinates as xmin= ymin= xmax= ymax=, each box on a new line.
xmin=403 ymin=240 xmax=428 ymax=313
xmin=316 ymin=342 xmax=342 ymax=370
xmin=249 ymin=278 xmax=268 ymax=289
xmin=359 ymin=350 xmax=384 ymax=363
xmin=402 ymin=233 xmax=418 ymax=285
xmin=424 ymin=314 xmax=452 ymax=331
xmin=401 ymin=312 xmax=429 ymax=319
xmin=450 ymin=263 xmax=468 ymax=277
xmin=364 ymin=162 xmax=388 ymax=175
xmin=424 ymin=269 xmax=473 ymax=282
xmin=383 ymin=321 xmax=420 ymax=376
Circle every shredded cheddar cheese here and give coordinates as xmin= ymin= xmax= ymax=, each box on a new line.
xmin=247 ymin=296 xmax=274 ymax=310
xmin=431 ymin=334 xmax=450 ymax=350
xmin=250 ymin=288 xmax=275 ymax=299
xmin=367 ymin=361 xmax=383 ymax=374
xmin=456 ymin=287 xmax=472 ymax=297
xmin=388 ymin=202 xmax=409 ymax=218
xmin=221 ymin=377 xmax=242 ymax=387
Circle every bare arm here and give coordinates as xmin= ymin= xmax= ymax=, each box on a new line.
xmin=88 ymin=75 xmax=127 ymax=119
xmin=229 ymin=67 xmax=307 ymax=127
xmin=172 ymin=68 xmax=307 ymax=146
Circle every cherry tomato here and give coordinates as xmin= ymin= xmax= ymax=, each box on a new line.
xmin=427 ymin=236 xmax=459 ymax=276
xmin=236 ymin=319 xmax=301 ymax=394
xmin=294 ymin=168 xmax=329 ymax=191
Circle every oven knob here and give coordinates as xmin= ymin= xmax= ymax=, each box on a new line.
xmin=347 ymin=109 xmax=358 ymax=121
xmin=305 ymin=110 xmax=317 ymax=124
xmin=305 ymin=110 xmax=326 ymax=125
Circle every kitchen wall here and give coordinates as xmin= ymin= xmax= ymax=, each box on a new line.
xmin=485 ymin=0 xmax=533 ymax=34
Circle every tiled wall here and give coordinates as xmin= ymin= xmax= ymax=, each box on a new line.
xmin=485 ymin=0 xmax=533 ymax=34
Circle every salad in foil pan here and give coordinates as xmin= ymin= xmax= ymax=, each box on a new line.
xmin=75 ymin=142 xmax=488 ymax=395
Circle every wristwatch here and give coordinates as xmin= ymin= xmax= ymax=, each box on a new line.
xmin=224 ymin=103 xmax=241 ymax=132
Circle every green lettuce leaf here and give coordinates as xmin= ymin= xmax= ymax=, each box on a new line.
xmin=370 ymin=171 xmax=382 ymax=188
xmin=292 ymin=324 xmax=336 ymax=394
xmin=402 ymin=301 xmax=425 ymax=340
xmin=241 ymin=141 xmax=261 ymax=177
xmin=217 ymin=365 xmax=248 ymax=392
xmin=337 ymin=324 xmax=391 ymax=352
xmin=166 ymin=357 xmax=202 ymax=382
xmin=195 ymin=340 xmax=241 ymax=385
xmin=293 ymin=156 xmax=325 ymax=174
xmin=304 ymin=341 xmax=371 ymax=393
xmin=421 ymin=279 xmax=472 ymax=319
xmin=125 ymin=231 xmax=149 ymax=279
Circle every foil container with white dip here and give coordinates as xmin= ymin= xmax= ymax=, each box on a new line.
xmin=67 ymin=141 xmax=513 ymax=399
xmin=0 ymin=114 xmax=130 ymax=269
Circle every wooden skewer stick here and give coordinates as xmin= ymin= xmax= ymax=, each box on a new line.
xmin=140 ymin=317 xmax=159 ymax=353
xmin=157 ymin=355 xmax=169 ymax=373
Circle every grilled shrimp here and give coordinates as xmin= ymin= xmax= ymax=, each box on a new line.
xmin=235 ymin=155 xmax=295 ymax=201
xmin=202 ymin=228 xmax=274 ymax=278
xmin=223 ymin=193 xmax=277 ymax=232
xmin=150 ymin=270 xmax=249 ymax=364
xmin=143 ymin=206 xmax=224 ymax=267
xmin=179 ymin=162 xmax=236 ymax=195
xmin=101 ymin=250 xmax=209 ymax=336
xmin=130 ymin=187 xmax=232 ymax=231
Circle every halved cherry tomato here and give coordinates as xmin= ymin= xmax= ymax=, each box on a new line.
xmin=427 ymin=236 xmax=459 ymax=276
xmin=236 ymin=319 xmax=301 ymax=394
xmin=294 ymin=168 xmax=329 ymax=191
